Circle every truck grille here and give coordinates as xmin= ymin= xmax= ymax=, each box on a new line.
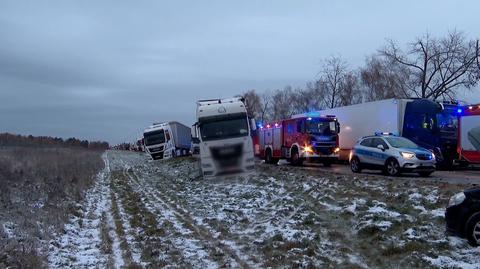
xmin=315 ymin=147 xmax=333 ymax=155
xmin=416 ymin=153 xmax=433 ymax=161
xmin=150 ymin=146 xmax=164 ymax=153
xmin=210 ymin=144 xmax=243 ymax=169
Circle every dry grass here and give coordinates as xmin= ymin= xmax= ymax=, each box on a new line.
xmin=0 ymin=146 xmax=104 ymax=268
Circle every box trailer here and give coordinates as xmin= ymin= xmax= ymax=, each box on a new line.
xmin=143 ymin=121 xmax=191 ymax=160
xmin=297 ymin=99 xmax=460 ymax=165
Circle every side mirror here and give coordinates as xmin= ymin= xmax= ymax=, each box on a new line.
xmin=250 ymin=118 xmax=257 ymax=131
xmin=336 ymin=122 xmax=341 ymax=134
xmin=377 ymin=144 xmax=385 ymax=151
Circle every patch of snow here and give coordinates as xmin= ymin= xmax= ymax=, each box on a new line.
xmin=367 ymin=205 xmax=401 ymax=218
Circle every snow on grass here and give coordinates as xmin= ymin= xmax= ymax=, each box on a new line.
xmin=366 ymin=202 xmax=401 ymax=218
xmin=90 ymin=151 xmax=478 ymax=268
xmin=48 ymin=152 xmax=123 ymax=268
xmin=106 ymin=209 xmax=124 ymax=268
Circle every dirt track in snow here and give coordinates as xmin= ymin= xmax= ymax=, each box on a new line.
xmin=48 ymin=151 xmax=480 ymax=269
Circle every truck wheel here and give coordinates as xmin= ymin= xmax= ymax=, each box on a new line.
xmin=385 ymin=158 xmax=401 ymax=176
xmin=172 ymin=150 xmax=176 ymax=158
xmin=350 ymin=157 xmax=362 ymax=173
xmin=465 ymin=213 xmax=480 ymax=246
xmin=290 ymin=148 xmax=303 ymax=166
xmin=265 ymin=149 xmax=273 ymax=164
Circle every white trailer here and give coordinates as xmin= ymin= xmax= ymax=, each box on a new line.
xmin=143 ymin=121 xmax=191 ymax=160
xmin=312 ymin=99 xmax=405 ymax=160
xmin=295 ymin=98 xmax=459 ymax=163
xmin=195 ymin=97 xmax=256 ymax=178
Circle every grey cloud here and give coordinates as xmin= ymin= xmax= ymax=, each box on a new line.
xmin=0 ymin=0 xmax=479 ymax=143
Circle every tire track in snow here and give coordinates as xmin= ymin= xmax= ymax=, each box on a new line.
xmin=125 ymin=163 xmax=257 ymax=269
xmin=118 ymin=162 xmax=225 ymax=269
xmin=48 ymin=152 xmax=125 ymax=268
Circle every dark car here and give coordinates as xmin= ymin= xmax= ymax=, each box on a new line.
xmin=445 ymin=187 xmax=480 ymax=246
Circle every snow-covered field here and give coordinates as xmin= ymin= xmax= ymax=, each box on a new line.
xmin=48 ymin=151 xmax=480 ymax=268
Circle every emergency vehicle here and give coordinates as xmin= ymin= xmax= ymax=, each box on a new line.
xmin=350 ymin=133 xmax=436 ymax=176
xmin=258 ymin=115 xmax=340 ymax=166
xmin=457 ymin=104 xmax=480 ymax=165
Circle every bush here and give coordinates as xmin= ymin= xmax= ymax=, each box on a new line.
xmin=0 ymin=146 xmax=104 ymax=268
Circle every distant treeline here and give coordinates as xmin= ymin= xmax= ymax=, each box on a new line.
xmin=0 ymin=133 xmax=109 ymax=150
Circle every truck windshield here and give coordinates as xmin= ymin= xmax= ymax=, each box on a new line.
xmin=144 ymin=130 xmax=165 ymax=146
xmin=199 ymin=114 xmax=249 ymax=141
xmin=385 ymin=137 xmax=419 ymax=149
xmin=436 ymin=110 xmax=458 ymax=133
xmin=306 ymin=120 xmax=337 ymax=135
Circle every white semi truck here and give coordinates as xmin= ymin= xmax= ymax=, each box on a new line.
xmin=194 ymin=97 xmax=256 ymax=178
xmin=295 ymin=98 xmax=459 ymax=165
xmin=143 ymin=121 xmax=191 ymax=160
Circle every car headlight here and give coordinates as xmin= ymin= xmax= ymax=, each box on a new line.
xmin=400 ymin=151 xmax=415 ymax=159
xmin=303 ymin=145 xmax=313 ymax=153
xmin=448 ymin=192 xmax=466 ymax=207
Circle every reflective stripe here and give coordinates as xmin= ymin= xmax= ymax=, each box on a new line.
xmin=355 ymin=148 xmax=389 ymax=160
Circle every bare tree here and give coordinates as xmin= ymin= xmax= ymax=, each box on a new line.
xmin=311 ymin=56 xmax=362 ymax=108
xmin=242 ymin=89 xmax=262 ymax=119
xmin=258 ymin=91 xmax=271 ymax=124
xmin=270 ymin=86 xmax=295 ymax=120
xmin=476 ymin=40 xmax=480 ymax=73
xmin=381 ymin=30 xmax=480 ymax=100
xmin=360 ymin=55 xmax=411 ymax=101
xmin=317 ymin=56 xmax=347 ymax=108
xmin=291 ymin=86 xmax=323 ymax=115
xmin=338 ymin=72 xmax=363 ymax=106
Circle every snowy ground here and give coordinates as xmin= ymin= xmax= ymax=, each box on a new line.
xmin=48 ymin=151 xmax=480 ymax=268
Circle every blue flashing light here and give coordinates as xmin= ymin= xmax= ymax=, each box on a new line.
xmin=457 ymin=108 xmax=463 ymax=114
xmin=306 ymin=111 xmax=321 ymax=117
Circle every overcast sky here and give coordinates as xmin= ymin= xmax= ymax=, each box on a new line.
xmin=0 ymin=1 xmax=479 ymax=143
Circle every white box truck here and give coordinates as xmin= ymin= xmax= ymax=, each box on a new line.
xmin=294 ymin=98 xmax=459 ymax=165
xmin=143 ymin=121 xmax=191 ymax=160
xmin=194 ymin=97 xmax=256 ymax=178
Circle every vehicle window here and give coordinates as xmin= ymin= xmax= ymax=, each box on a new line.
xmin=437 ymin=110 xmax=458 ymax=132
xmin=199 ymin=114 xmax=249 ymax=141
xmin=296 ymin=120 xmax=304 ymax=133
xmin=306 ymin=119 xmax=337 ymax=135
xmin=421 ymin=114 xmax=435 ymax=130
xmin=370 ymin=138 xmax=381 ymax=148
xmin=384 ymin=137 xmax=419 ymax=148
xmin=369 ymin=138 xmax=388 ymax=149
xmin=144 ymin=130 xmax=165 ymax=146
xmin=287 ymin=123 xmax=295 ymax=134
xmin=360 ymin=138 xmax=371 ymax=147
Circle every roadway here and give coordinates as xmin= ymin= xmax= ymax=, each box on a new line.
xmin=260 ymin=160 xmax=480 ymax=185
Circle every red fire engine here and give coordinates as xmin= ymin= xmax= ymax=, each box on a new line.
xmin=458 ymin=104 xmax=480 ymax=164
xmin=258 ymin=116 xmax=340 ymax=166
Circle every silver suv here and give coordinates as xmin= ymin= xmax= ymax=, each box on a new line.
xmin=350 ymin=134 xmax=436 ymax=176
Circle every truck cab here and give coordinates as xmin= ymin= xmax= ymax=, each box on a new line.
xmin=259 ymin=115 xmax=340 ymax=166
xmin=144 ymin=123 xmax=173 ymax=160
xmin=195 ymin=98 xmax=256 ymax=178
xmin=402 ymin=99 xmax=459 ymax=167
